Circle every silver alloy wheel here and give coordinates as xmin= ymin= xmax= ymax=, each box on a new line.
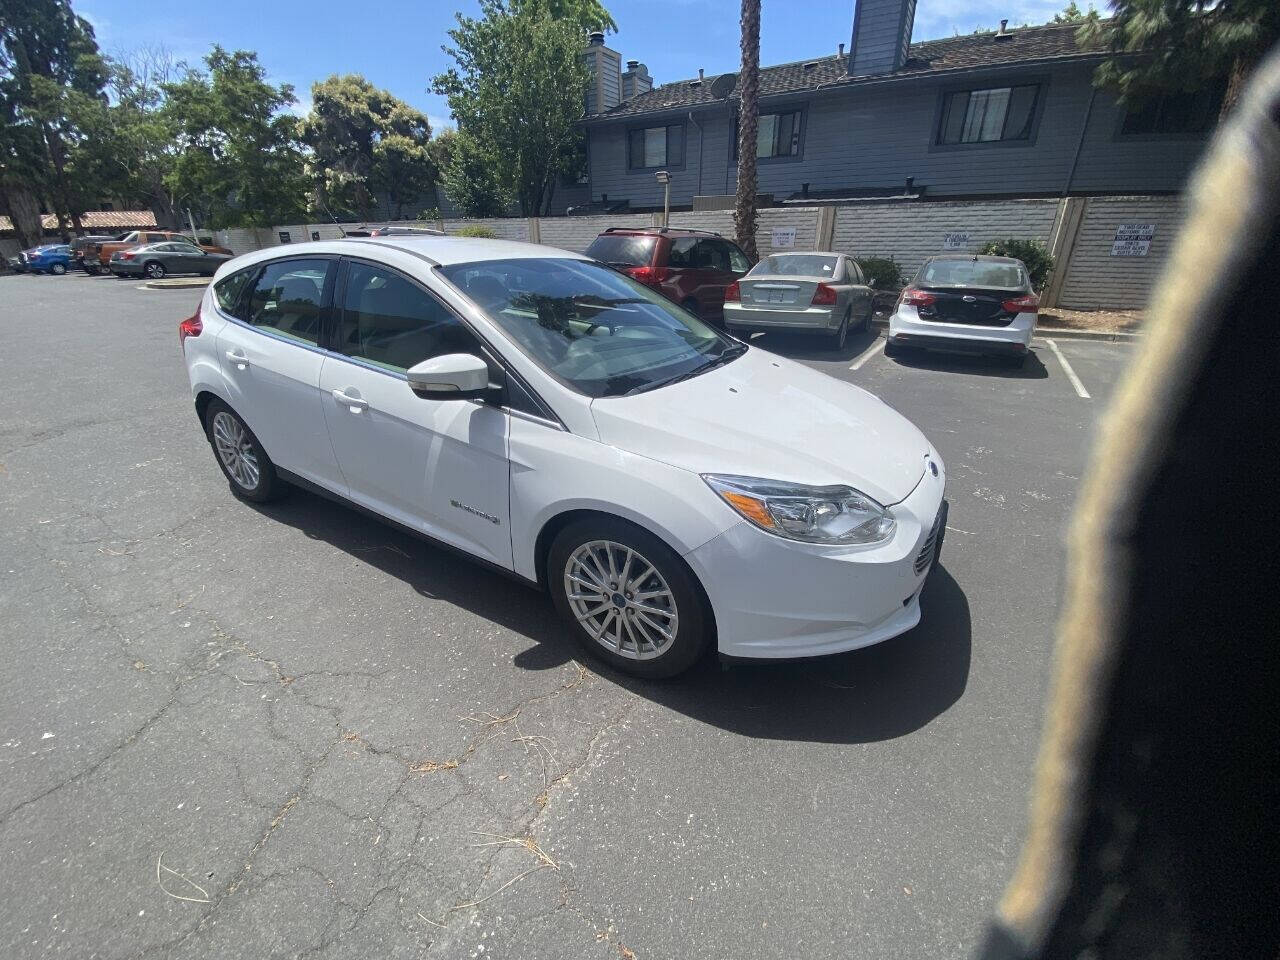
xmin=211 ymin=411 xmax=261 ymax=491
xmin=146 ymin=261 xmax=165 ymax=278
xmin=564 ymin=540 xmax=679 ymax=661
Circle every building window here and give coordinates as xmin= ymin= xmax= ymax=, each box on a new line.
xmin=628 ymin=124 xmax=684 ymax=169
xmin=733 ymin=109 xmax=804 ymax=159
xmin=938 ymin=84 xmax=1040 ymax=144
xmin=1120 ymin=86 xmax=1222 ymax=136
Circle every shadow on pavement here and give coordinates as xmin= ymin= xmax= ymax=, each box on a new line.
xmin=746 ymin=325 xmax=879 ymax=363
xmin=253 ymin=489 xmax=971 ymax=745
xmin=888 ymin=345 xmax=1049 ymax=380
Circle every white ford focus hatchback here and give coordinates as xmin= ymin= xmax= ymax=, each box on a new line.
xmin=182 ymin=236 xmax=947 ymax=677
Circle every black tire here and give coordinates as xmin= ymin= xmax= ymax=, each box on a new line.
xmin=548 ymin=517 xmax=712 ymax=679
xmin=830 ymin=309 xmax=850 ymax=350
xmin=204 ymin=399 xmax=287 ymax=503
xmin=861 ymin=301 xmax=875 ymax=332
xmin=50 ymin=262 xmax=67 ymax=276
xmin=84 ymin=264 xmax=100 ymax=275
xmin=144 ymin=261 xmax=166 ymax=279
xmin=884 ymin=338 xmax=906 ymax=359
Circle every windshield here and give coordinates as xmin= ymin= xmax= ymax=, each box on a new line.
xmin=583 ymin=234 xmax=656 ymax=268
xmin=750 ymin=254 xmax=838 ymax=277
xmin=439 ymin=257 xmax=740 ymax=398
xmin=919 ymin=259 xmax=1027 ymax=289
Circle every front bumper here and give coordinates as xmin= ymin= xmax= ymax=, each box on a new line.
xmin=723 ymin=301 xmax=839 ymax=332
xmin=685 ymin=456 xmax=947 ymax=659
xmin=888 ymin=307 xmax=1036 ymax=352
xmin=108 ymin=262 xmax=145 ymax=276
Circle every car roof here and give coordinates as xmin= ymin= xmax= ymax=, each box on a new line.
xmin=924 ymin=254 xmax=1024 ymax=264
xmin=758 ymin=250 xmax=841 ymax=257
xmin=593 ymin=227 xmax=724 ymax=239
xmin=230 ymin=235 xmax=590 ymax=269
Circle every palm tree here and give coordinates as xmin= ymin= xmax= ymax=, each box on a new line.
xmin=733 ymin=0 xmax=761 ymax=261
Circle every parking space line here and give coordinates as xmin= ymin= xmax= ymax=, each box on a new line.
xmin=1041 ymin=338 xmax=1091 ymax=399
xmin=848 ymin=337 xmax=884 ymax=371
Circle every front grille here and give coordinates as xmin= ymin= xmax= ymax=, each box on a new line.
xmin=914 ymin=512 xmax=942 ymax=575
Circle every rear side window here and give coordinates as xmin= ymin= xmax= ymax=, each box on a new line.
xmin=337 ymin=261 xmax=478 ymax=373
xmin=244 ymin=259 xmax=331 ymax=345
xmin=584 ymin=234 xmax=656 ymax=268
xmin=146 ymin=233 xmax=167 ymax=242
xmin=213 ymin=269 xmax=255 ymax=317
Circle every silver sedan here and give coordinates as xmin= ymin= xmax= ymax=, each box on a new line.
xmin=722 ymin=251 xmax=876 ymax=350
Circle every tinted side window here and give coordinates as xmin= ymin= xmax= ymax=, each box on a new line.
xmin=667 ymin=237 xmax=697 ymax=268
xmin=146 ymin=233 xmax=167 ymax=242
xmin=213 ymin=268 xmax=256 ymax=318
xmin=245 ymin=259 xmax=330 ymax=345
xmin=695 ymin=240 xmax=730 ymax=272
xmin=725 ymin=243 xmax=751 ymax=273
xmin=339 ymin=261 xmax=478 ymax=373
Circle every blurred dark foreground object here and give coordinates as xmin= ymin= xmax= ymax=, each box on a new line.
xmin=977 ymin=48 xmax=1280 ymax=960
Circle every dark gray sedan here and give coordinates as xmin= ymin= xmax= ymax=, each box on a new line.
xmin=108 ymin=241 xmax=232 ymax=279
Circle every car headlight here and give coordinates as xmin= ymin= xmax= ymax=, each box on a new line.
xmin=702 ymin=474 xmax=896 ymax=545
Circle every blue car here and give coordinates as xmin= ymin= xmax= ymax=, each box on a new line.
xmin=22 ymin=244 xmax=73 ymax=275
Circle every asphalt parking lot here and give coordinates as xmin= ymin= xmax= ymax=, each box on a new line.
xmin=1 ymin=271 xmax=1137 ymax=960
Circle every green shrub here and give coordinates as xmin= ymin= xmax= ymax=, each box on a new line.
xmin=856 ymin=256 xmax=903 ymax=290
xmin=978 ymin=238 xmax=1055 ymax=291
xmin=454 ymin=224 xmax=498 ymax=238
xmin=417 ymin=207 xmax=441 ymax=221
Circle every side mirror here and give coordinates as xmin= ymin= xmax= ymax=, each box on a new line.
xmin=407 ymin=353 xmax=491 ymax=400
xmin=867 ymin=278 xmax=878 ymax=289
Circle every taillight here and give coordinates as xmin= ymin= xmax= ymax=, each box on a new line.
xmin=179 ymin=310 xmax=203 ymax=347
xmin=120 ymin=251 xmax=136 ymax=261
xmin=628 ymin=265 xmax=670 ymax=285
xmin=1001 ymin=293 xmax=1040 ymax=314
xmin=898 ymin=288 xmax=937 ymax=308
xmin=811 ymin=282 xmax=837 ymax=306
xmin=724 ymin=281 xmax=740 ymax=302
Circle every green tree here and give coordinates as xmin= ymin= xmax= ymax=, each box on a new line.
xmin=432 ymin=0 xmax=593 ymax=216
xmin=733 ymin=0 xmax=762 ymax=260
xmin=438 ymin=128 xmax=510 ymax=217
xmin=163 ymin=47 xmax=308 ymax=228
xmin=0 ymin=0 xmax=110 ymax=243
xmin=1052 ymin=2 xmax=1098 ymax=25
xmin=104 ymin=47 xmax=186 ymax=229
xmin=300 ymin=74 xmax=435 ymax=221
xmin=511 ymin=0 xmax=616 ymax=32
xmin=1080 ymin=0 xmax=1280 ymax=118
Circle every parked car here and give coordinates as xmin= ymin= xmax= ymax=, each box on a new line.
xmin=722 ymin=251 xmax=876 ymax=349
xmin=109 ymin=240 xmax=233 ymax=279
xmin=88 ymin=230 xmax=232 ymax=273
xmin=584 ymin=227 xmax=753 ymax=324
xmin=183 ymin=236 xmax=946 ymax=678
xmin=70 ymin=234 xmax=119 ymax=272
xmin=20 ymin=244 xmax=73 ymax=275
xmin=886 ymin=255 xmax=1040 ymax=366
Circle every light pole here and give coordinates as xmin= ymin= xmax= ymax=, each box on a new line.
xmin=655 ymin=170 xmax=671 ymax=227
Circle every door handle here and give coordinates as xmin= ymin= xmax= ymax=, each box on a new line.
xmin=332 ymin=389 xmax=369 ymax=412
xmin=225 ymin=350 xmax=249 ymax=369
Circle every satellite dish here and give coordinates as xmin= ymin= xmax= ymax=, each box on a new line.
xmin=710 ymin=72 xmax=737 ymax=99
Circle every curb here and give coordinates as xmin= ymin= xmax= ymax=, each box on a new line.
xmin=870 ymin=316 xmax=1140 ymax=343
xmin=143 ymin=277 xmax=210 ymax=290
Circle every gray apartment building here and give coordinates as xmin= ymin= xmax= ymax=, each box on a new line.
xmin=577 ymin=0 xmax=1219 ymax=212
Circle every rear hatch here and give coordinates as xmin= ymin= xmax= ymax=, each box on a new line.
xmin=915 ymin=287 xmax=1019 ymax=327
xmin=737 ymin=276 xmax=822 ymax=311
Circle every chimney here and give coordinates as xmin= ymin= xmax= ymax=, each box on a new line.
xmin=699 ymin=68 xmax=705 ymax=82
xmin=621 ymin=59 xmax=653 ymax=100
xmin=848 ymin=0 xmax=917 ymax=77
xmin=995 ymin=19 xmax=1013 ymax=39
xmin=838 ymin=42 xmax=845 ymax=58
xmin=582 ymin=33 xmax=623 ymax=114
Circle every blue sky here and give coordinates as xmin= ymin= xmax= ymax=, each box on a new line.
xmin=74 ymin=0 xmax=1080 ymax=132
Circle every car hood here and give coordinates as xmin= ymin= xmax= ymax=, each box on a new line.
xmin=589 ymin=347 xmax=930 ymax=505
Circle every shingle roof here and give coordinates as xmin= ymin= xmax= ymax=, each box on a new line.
xmin=0 ymin=210 xmax=158 ymax=233
xmin=587 ymin=22 xmax=1098 ymax=121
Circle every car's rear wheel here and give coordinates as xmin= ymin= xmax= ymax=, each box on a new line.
xmin=205 ymin=399 xmax=286 ymax=502
xmin=50 ymin=262 xmax=67 ymax=276
xmin=145 ymin=261 xmax=166 ymax=279
xmin=830 ymin=308 xmax=850 ymax=350
xmin=549 ymin=517 xmax=711 ymax=678
xmin=884 ymin=338 xmax=907 ymax=359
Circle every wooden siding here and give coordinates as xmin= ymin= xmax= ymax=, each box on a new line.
xmin=850 ymin=0 xmax=915 ymax=76
xmin=585 ymin=60 xmax=1208 ymax=207
xmin=1056 ymin=195 xmax=1183 ymax=310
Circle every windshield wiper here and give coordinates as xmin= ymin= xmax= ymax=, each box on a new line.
xmin=623 ymin=343 xmax=748 ymax=396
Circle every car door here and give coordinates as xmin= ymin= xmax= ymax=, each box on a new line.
xmin=701 ymin=240 xmax=747 ymax=321
xmin=844 ymin=257 xmax=874 ymax=320
xmin=318 ymin=257 xmax=512 ymax=567
xmin=215 ymin=256 xmax=347 ymax=492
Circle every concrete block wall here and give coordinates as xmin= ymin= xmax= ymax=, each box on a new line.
xmin=1055 ymin=195 xmax=1184 ymax=310
xmin=831 ymin=199 xmax=1064 ymax=280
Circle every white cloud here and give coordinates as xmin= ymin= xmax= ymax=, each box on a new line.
xmin=913 ymin=0 xmax=1078 ymax=39
xmin=427 ymin=113 xmax=454 ymax=133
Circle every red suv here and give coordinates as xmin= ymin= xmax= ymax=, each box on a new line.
xmin=585 ymin=227 xmax=754 ymax=325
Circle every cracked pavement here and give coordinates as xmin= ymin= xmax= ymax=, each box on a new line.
xmin=0 ymin=273 xmax=1134 ymax=958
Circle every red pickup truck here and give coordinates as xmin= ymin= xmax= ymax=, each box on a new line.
xmin=83 ymin=230 xmax=233 ymax=274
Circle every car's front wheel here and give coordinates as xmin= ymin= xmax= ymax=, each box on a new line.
xmin=145 ymin=261 xmax=166 ymax=279
xmin=204 ymin=399 xmax=286 ymax=502
xmin=549 ymin=518 xmax=711 ymax=678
